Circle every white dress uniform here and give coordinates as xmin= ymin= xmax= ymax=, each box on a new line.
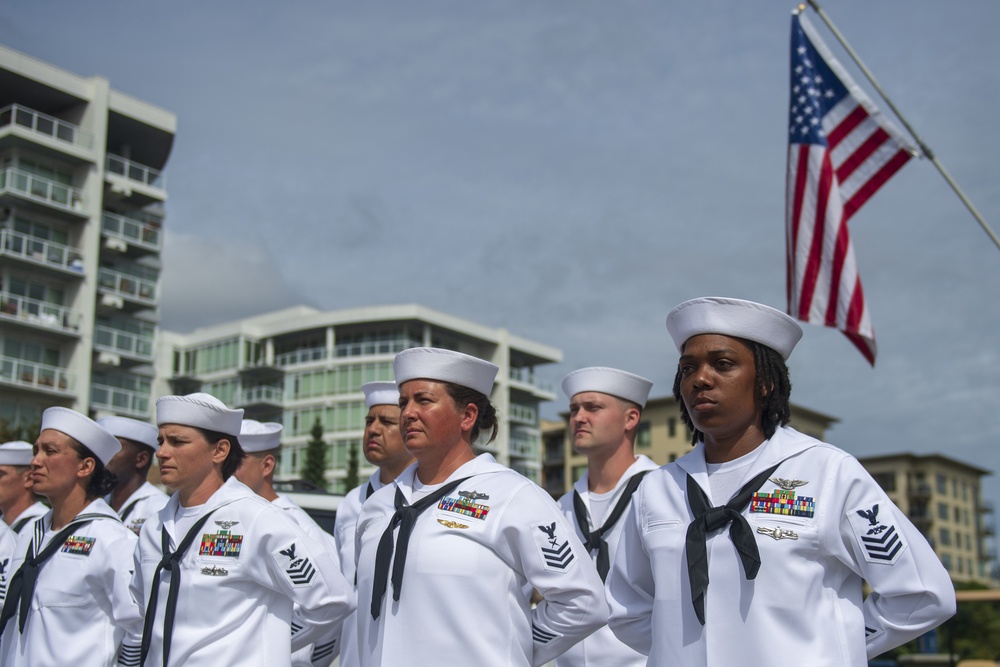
xmin=6 ymin=501 xmax=50 ymax=536
xmin=0 ymin=499 xmax=142 ymax=667
xmin=0 ymin=520 xmax=17 ymax=601
xmin=334 ymin=472 xmax=384 ymax=667
xmin=356 ymin=454 xmax=608 ymax=667
xmin=555 ymin=455 xmax=659 ymax=667
xmin=110 ymin=481 xmax=170 ymax=536
xmin=606 ymin=426 xmax=956 ymax=666
xmin=126 ymin=477 xmax=355 ymax=667
xmin=273 ymin=493 xmax=343 ymax=667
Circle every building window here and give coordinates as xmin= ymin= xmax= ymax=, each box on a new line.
xmin=962 ymin=481 xmax=969 ymax=501
xmin=954 ymin=507 xmax=962 ymax=523
xmin=636 ymin=422 xmax=651 ymax=449
xmin=936 ymin=474 xmax=948 ymax=495
xmin=668 ymin=417 xmax=677 ymax=438
xmin=669 ymin=453 xmax=678 ymax=463
xmin=957 ymin=557 xmax=965 ymax=574
xmin=939 ymin=528 xmax=951 ymax=546
xmin=872 ymin=472 xmax=896 ymax=493
xmin=937 ymin=503 xmax=949 ymax=521
xmin=941 ymin=553 xmax=952 ymax=571
xmin=571 ymin=465 xmax=587 ymax=483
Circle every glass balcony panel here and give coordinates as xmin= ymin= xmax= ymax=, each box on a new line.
xmin=91 ymin=383 xmax=150 ymax=417
xmin=0 ymin=167 xmax=83 ymax=212
xmin=97 ymin=267 xmax=157 ymax=305
xmin=102 ymin=212 xmax=162 ymax=251
xmin=0 ymin=354 xmax=72 ymax=392
xmin=94 ymin=324 xmax=154 ymax=359
xmin=106 ymin=154 xmax=164 ymax=190
xmin=0 ymin=230 xmax=81 ymax=273
xmin=0 ymin=105 xmax=92 ymax=149
xmin=0 ymin=292 xmax=79 ymax=332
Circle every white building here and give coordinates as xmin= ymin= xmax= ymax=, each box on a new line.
xmin=0 ymin=44 xmax=175 ymax=429
xmin=156 ymin=304 xmax=561 ymax=491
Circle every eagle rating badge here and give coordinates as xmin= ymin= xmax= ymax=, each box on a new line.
xmin=276 ymin=542 xmax=316 ymax=587
xmin=531 ymin=521 xmax=576 ymax=572
xmin=848 ymin=502 xmax=906 ymax=565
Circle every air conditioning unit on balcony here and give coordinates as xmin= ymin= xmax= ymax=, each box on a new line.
xmin=96 ymin=351 xmax=121 ymax=367
xmin=110 ymin=181 xmax=132 ymax=197
xmin=104 ymin=237 xmax=128 ymax=253
xmin=100 ymin=294 xmax=124 ymax=309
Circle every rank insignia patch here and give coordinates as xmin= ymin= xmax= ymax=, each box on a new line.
xmin=61 ymin=536 xmax=96 ymax=556
xmin=848 ymin=502 xmax=907 ymax=564
xmin=199 ymin=531 xmax=244 ymax=557
xmin=532 ymin=624 xmax=558 ymax=644
xmin=438 ymin=496 xmax=490 ymax=520
xmin=437 ymin=519 xmax=469 ymax=529
xmin=750 ymin=488 xmax=815 ymax=518
xmin=276 ymin=542 xmax=315 ymax=586
xmin=532 ymin=521 xmax=576 ymax=572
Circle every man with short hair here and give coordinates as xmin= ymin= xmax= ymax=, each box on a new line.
xmin=236 ymin=419 xmax=341 ymax=667
xmin=0 ymin=441 xmax=48 ymax=535
xmin=333 ymin=381 xmax=414 ymax=667
xmin=98 ymin=416 xmax=169 ymax=535
xmin=556 ymin=366 xmax=657 ymax=667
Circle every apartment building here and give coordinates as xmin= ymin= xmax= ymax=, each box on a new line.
xmin=155 ymin=304 xmax=561 ymax=492
xmin=861 ymin=453 xmax=996 ymax=585
xmin=541 ymin=394 xmax=836 ymax=498
xmin=0 ymin=44 xmax=174 ymax=429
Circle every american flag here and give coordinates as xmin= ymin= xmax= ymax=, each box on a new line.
xmin=785 ymin=11 xmax=917 ymax=365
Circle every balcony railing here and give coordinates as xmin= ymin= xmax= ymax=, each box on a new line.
xmin=0 ymin=167 xmax=84 ymax=212
xmin=240 ymin=384 xmax=284 ymax=405
xmin=508 ymin=403 xmax=538 ymax=424
xmin=0 ymin=104 xmax=94 ymax=150
xmin=95 ymin=324 xmax=154 ymax=360
xmin=106 ymin=154 xmax=164 ymax=190
xmin=276 ymin=346 xmax=327 ymax=367
xmin=509 ymin=433 xmax=540 ymax=458
xmin=0 ymin=292 xmax=81 ymax=334
xmin=98 ymin=267 xmax=157 ymax=305
xmin=0 ymin=354 xmax=73 ymax=392
xmin=0 ymin=228 xmax=84 ymax=273
xmin=101 ymin=211 xmax=162 ymax=252
xmin=509 ymin=367 xmax=555 ymax=394
xmin=335 ymin=337 xmax=421 ymax=358
xmin=90 ymin=383 xmax=150 ymax=417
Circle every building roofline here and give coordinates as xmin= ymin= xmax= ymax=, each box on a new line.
xmin=858 ymin=452 xmax=992 ymax=477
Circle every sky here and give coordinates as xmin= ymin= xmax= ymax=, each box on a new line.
xmin=3 ymin=2 xmax=999 ymax=505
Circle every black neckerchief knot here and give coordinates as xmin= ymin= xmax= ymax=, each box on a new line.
xmin=572 ymin=470 xmax=650 ymax=582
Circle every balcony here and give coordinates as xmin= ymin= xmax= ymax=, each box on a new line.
xmin=0 ymin=228 xmax=85 ymax=275
xmin=0 ymin=167 xmax=85 ymax=215
xmin=0 ymin=292 xmax=81 ymax=336
xmin=508 ymin=366 xmax=556 ymax=398
xmin=508 ymin=403 xmax=538 ymax=425
xmin=102 ymin=211 xmax=162 ymax=254
xmin=94 ymin=324 xmax=155 ymax=362
xmin=275 ymin=346 xmax=327 ymax=367
xmin=90 ymin=383 xmax=150 ymax=418
xmin=908 ymin=483 xmax=932 ymax=500
xmin=105 ymin=154 xmax=165 ymax=205
xmin=509 ymin=431 xmax=540 ymax=458
xmin=979 ymin=500 xmax=995 ymax=514
xmin=97 ymin=267 xmax=157 ymax=309
xmin=237 ymin=384 xmax=284 ymax=407
xmin=0 ymin=104 xmax=95 ymax=155
xmin=0 ymin=355 xmax=73 ymax=395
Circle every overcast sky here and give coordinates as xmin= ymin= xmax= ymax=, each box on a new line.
xmin=4 ymin=2 xmax=999 ymax=505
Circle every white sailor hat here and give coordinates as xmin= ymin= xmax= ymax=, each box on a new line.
xmin=239 ymin=420 xmax=283 ymax=453
xmin=666 ymin=297 xmax=803 ymax=361
xmin=393 ymin=347 xmax=499 ymax=397
xmin=561 ymin=367 xmax=654 ymax=408
xmin=156 ymin=392 xmax=244 ymax=436
xmin=0 ymin=441 xmax=34 ymax=466
xmin=97 ymin=416 xmax=160 ymax=451
xmin=362 ymin=381 xmax=400 ymax=409
xmin=40 ymin=407 xmax=122 ymax=466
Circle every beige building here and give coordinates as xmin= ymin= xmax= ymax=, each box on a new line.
xmin=156 ymin=304 xmax=560 ymax=492
xmin=0 ymin=44 xmax=174 ymax=429
xmin=860 ymin=453 xmax=995 ymax=585
xmin=541 ymin=395 xmax=836 ymax=498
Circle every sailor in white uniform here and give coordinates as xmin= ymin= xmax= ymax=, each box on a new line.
xmin=99 ymin=416 xmax=170 ymax=536
xmin=606 ymin=297 xmax=956 ymax=666
xmin=555 ymin=367 xmax=658 ymax=667
xmin=126 ymin=393 xmax=355 ymax=667
xmin=334 ymin=381 xmax=413 ymax=667
xmin=0 ymin=408 xmax=142 ymax=667
xmin=236 ymin=419 xmax=342 ymax=667
xmin=0 ymin=520 xmax=16 ymax=602
xmin=355 ymin=348 xmax=608 ymax=667
xmin=0 ymin=441 xmax=49 ymax=535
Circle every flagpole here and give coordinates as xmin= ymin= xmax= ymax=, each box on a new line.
xmin=805 ymin=0 xmax=1000 ymax=252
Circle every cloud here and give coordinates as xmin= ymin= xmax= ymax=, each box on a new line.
xmin=158 ymin=232 xmax=306 ymax=333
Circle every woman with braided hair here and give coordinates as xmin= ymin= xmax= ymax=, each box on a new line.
xmin=606 ymin=296 xmax=955 ymax=667
xmin=354 ymin=347 xmax=608 ymax=667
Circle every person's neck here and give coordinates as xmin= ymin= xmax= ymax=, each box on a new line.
xmin=260 ymin=480 xmax=279 ymax=503
xmin=109 ymin=474 xmax=146 ymax=511
xmin=587 ymin=444 xmax=637 ymax=494
xmin=49 ymin=488 xmax=92 ymax=530
xmin=1 ymin=496 xmax=35 ymax=526
xmin=703 ymin=426 xmax=767 ymax=464
xmin=379 ymin=457 xmax=415 ymax=485
xmin=177 ymin=473 xmax=226 ymax=507
xmin=415 ymin=445 xmax=475 ymax=485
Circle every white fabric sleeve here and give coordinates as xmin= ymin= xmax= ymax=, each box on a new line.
xmin=605 ymin=495 xmax=654 ymax=656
